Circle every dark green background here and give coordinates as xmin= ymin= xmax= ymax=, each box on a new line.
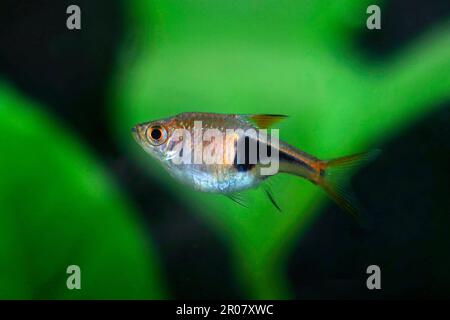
xmin=0 ymin=0 xmax=449 ymax=299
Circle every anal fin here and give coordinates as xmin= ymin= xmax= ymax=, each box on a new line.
xmin=264 ymin=185 xmax=282 ymax=213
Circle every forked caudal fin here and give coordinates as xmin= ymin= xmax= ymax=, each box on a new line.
xmin=316 ymin=149 xmax=382 ymax=220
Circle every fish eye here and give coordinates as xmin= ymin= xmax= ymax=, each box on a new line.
xmin=151 ymin=128 xmax=162 ymax=140
xmin=146 ymin=125 xmax=167 ymax=145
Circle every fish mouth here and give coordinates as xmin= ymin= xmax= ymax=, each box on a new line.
xmin=131 ymin=126 xmax=140 ymax=143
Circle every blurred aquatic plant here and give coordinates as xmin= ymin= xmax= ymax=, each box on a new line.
xmin=114 ymin=0 xmax=450 ymax=298
xmin=0 ymin=82 xmax=165 ymax=299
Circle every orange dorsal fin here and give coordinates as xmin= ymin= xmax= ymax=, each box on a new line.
xmin=244 ymin=114 xmax=288 ymax=128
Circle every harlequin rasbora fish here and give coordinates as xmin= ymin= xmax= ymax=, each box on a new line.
xmin=132 ymin=112 xmax=380 ymax=218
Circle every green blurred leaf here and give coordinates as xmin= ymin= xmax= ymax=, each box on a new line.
xmin=0 ymin=82 xmax=166 ymax=299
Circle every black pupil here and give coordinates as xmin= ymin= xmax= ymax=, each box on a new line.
xmin=151 ymin=128 xmax=162 ymax=140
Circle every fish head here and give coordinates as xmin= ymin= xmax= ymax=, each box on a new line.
xmin=132 ymin=118 xmax=175 ymax=161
